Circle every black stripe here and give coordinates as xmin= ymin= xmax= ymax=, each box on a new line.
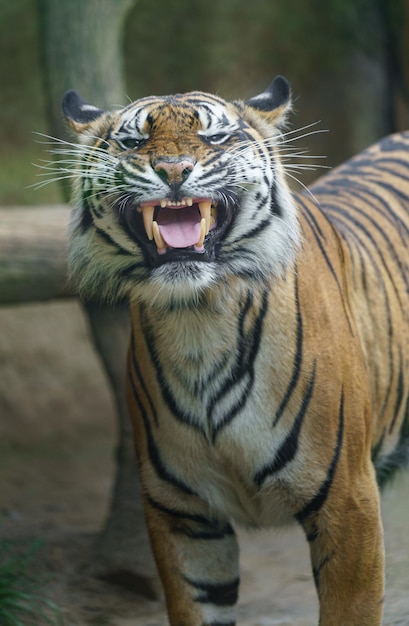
xmin=353 ymin=179 xmax=409 ymax=234
xmin=299 ymin=195 xmax=327 ymax=241
xmin=186 ymin=577 xmax=239 ymax=607
xmin=128 ymin=365 xmax=196 ymax=496
xmin=296 ymin=389 xmax=344 ymax=524
xmin=226 ymin=216 xmax=272 ymax=247
xmin=318 ymin=183 xmax=409 ymax=251
xmin=95 ymin=227 xmax=134 ymax=256
xmin=312 ymin=554 xmax=333 ymax=590
xmin=121 ymin=157 xmax=146 ymax=173
xmin=206 ymin=290 xmax=253 ymax=414
xmin=146 ymin=495 xmax=216 ymax=526
xmin=318 ymin=202 xmax=396 ymax=422
xmin=130 ymin=329 xmax=158 ymax=425
xmin=121 ymin=171 xmax=152 ymax=185
xmin=366 ymin=178 xmax=409 ymax=217
xmin=299 ymin=198 xmax=354 ymax=335
xmin=80 ymin=196 xmax=93 ymax=231
xmin=375 ymin=401 xmax=409 ymax=488
xmin=172 ymin=524 xmax=235 ymax=541
xmin=210 ymin=375 xmax=253 ymax=442
xmin=273 ymin=272 xmax=303 ymax=426
xmin=209 ymin=290 xmax=269 ymax=440
xmin=371 ymin=428 xmax=385 ymax=465
xmin=90 ymin=197 xmax=104 ymax=218
xmin=320 ymin=174 xmax=409 ymax=239
xmin=378 ymin=133 xmax=409 ymax=152
xmin=389 ymin=351 xmax=404 ymax=435
xmin=120 ymin=262 xmax=145 ymax=278
xmin=248 ymin=188 xmax=268 ymax=221
xmin=322 ymin=199 xmax=408 ymax=305
xmin=306 ymin=523 xmax=319 ymax=543
xmin=140 ymin=309 xmax=205 ymax=434
xmin=325 ymin=180 xmax=409 ymax=242
xmin=193 ymin=352 xmax=232 ymax=397
xmin=254 ymin=363 xmax=316 ymax=487
xmin=140 ymin=290 xmax=268 ymax=439
xmin=270 ymin=179 xmax=283 ymax=217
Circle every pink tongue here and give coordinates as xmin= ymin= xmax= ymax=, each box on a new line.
xmin=157 ymin=207 xmax=201 ymax=248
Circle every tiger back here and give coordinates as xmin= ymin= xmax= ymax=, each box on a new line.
xmin=307 ymin=137 xmax=409 ymax=488
xmin=62 ymin=77 xmax=409 ymax=626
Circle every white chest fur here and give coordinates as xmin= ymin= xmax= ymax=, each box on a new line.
xmin=135 ymin=287 xmax=302 ymax=528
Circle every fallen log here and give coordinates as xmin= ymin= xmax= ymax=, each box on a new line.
xmin=0 ymin=204 xmax=74 ymax=303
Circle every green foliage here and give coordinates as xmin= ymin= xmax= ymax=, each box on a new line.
xmin=0 ymin=539 xmax=64 ymax=626
xmin=0 ymin=0 xmax=62 ymax=205
xmin=124 ymin=0 xmax=388 ymax=99
xmin=0 ymin=0 xmax=407 ymax=204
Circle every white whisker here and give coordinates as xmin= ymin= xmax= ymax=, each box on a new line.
xmin=279 ymin=120 xmax=323 ymax=138
xmin=285 ymin=171 xmax=319 ymax=203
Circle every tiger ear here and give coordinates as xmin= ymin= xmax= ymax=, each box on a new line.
xmin=238 ymin=76 xmax=292 ymax=133
xmin=62 ymin=90 xmax=105 ymax=133
xmin=246 ymin=76 xmax=291 ymax=113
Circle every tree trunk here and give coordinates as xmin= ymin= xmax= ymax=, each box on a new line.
xmin=38 ymin=0 xmax=135 ymax=147
xmin=82 ymin=303 xmax=159 ymax=598
xmin=37 ymin=0 xmax=159 ymax=597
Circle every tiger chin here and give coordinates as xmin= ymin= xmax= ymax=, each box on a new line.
xmin=62 ymin=76 xmax=409 ymax=626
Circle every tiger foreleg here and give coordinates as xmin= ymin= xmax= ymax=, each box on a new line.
xmin=299 ymin=465 xmax=384 ymax=626
xmin=144 ymin=496 xmax=240 ymax=626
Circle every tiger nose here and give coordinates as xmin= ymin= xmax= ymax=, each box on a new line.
xmin=154 ymin=157 xmax=195 ymax=184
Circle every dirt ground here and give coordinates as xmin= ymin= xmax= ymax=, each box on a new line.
xmin=0 ymin=300 xmax=408 ymax=626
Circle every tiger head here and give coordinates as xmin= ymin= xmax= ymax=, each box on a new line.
xmin=63 ymin=76 xmax=300 ymax=306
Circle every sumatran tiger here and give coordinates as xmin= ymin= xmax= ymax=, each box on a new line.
xmin=60 ymin=76 xmax=409 ymax=626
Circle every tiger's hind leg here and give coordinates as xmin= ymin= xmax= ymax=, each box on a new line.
xmin=144 ymin=496 xmax=240 ymax=626
xmin=298 ymin=462 xmax=384 ymax=626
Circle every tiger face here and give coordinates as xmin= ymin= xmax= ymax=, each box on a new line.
xmin=63 ymin=77 xmax=300 ymax=305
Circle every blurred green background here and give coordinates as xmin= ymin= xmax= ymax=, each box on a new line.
xmin=0 ymin=0 xmax=408 ymax=206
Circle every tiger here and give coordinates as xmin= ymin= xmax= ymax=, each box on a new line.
xmin=61 ymin=76 xmax=409 ymax=626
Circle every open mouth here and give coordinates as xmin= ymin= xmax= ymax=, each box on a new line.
xmin=136 ymin=197 xmax=219 ymax=256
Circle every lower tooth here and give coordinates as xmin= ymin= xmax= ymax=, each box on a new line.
xmin=196 ymin=218 xmax=206 ymax=248
xmin=152 ymin=221 xmax=166 ymax=251
xmin=198 ymin=201 xmax=211 ymax=234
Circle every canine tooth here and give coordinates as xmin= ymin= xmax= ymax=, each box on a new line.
xmin=186 ymin=197 xmax=193 ymax=206
xmin=152 ymin=220 xmax=166 ymax=251
xmin=196 ymin=218 xmax=206 ymax=248
xmin=198 ymin=201 xmax=212 ymax=234
xmin=142 ymin=205 xmax=154 ymax=240
xmin=160 ymin=199 xmax=167 ymax=208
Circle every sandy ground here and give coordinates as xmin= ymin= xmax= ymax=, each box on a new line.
xmin=0 ymin=301 xmax=408 ymax=626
